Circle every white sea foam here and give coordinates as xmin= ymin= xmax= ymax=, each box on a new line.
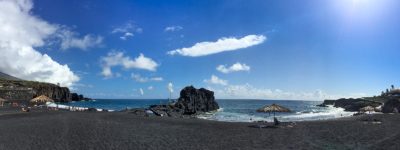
xmin=280 ymin=106 xmax=355 ymax=122
xmin=198 ymin=105 xmax=357 ymax=122
xmin=198 ymin=111 xmax=269 ymax=122
xmin=46 ymin=102 xmax=114 ymax=112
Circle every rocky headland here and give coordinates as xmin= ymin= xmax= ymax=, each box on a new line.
xmin=317 ymin=85 xmax=400 ymax=113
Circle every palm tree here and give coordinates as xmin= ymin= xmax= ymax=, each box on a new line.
xmin=391 ymin=85 xmax=395 ymax=90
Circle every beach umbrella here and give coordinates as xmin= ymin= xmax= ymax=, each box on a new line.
xmin=30 ymin=95 xmax=54 ymax=105
xmin=257 ymin=103 xmax=291 ymax=117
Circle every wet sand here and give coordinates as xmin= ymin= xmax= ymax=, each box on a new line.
xmin=0 ymin=107 xmax=399 ymax=150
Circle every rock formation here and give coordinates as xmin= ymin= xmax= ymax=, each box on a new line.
xmin=71 ymin=93 xmax=91 ymax=101
xmin=333 ymin=98 xmax=382 ymax=111
xmin=382 ymin=98 xmax=400 ymax=113
xmin=317 ymin=98 xmax=382 ymax=112
xmin=316 ymin=100 xmax=336 ymax=107
xmin=175 ymin=86 xmax=219 ymax=115
xmin=138 ymin=86 xmax=219 ymax=117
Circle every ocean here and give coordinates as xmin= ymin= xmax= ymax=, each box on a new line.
xmin=62 ymin=99 xmax=354 ymax=122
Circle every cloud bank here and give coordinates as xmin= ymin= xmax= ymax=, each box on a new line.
xmin=100 ymin=51 xmax=158 ymax=78
xmin=131 ymin=73 xmax=163 ymax=82
xmin=164 ymin=26 xmax=183 ymax=32
xmin=167 ymin=34 xmax=266 ymax=57
xmin=0 ymin=0 xmax=79 ymax=87
xmin=204 ymin=75 xmax=228 ymax=86
xmin=217 ymin=62 xmax=250 ymax=73
xmin=112 ymin=22 xmax=142 ymax=40
xmin=57 ymin=28 xmax=103 ymax=50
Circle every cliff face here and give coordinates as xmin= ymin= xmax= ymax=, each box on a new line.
xmin=30 ymin=83 xmax=71 ymax=102
xmin=0 ymin=78 xmax=88 ymax=102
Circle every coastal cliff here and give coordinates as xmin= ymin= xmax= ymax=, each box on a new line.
xmin=0 ymin=72 xmax=89 ymax=102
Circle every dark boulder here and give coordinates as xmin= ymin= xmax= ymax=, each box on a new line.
xmin=382 ymin=98 xmax=400 ymax=113
xmin=71 ymin=93 xmax=92 ymax=101
xmin=71 ymin=93 xmax=79 ymax=101
xmin=149 ymin=105 xmax=183 ymax=117
xmin=334 ymin=98 xmax=381 ymax=111
xmin=175 ymin=86 xmax=219 ymax=115
xmin=127 ymin=108 xmax=149 ymax=116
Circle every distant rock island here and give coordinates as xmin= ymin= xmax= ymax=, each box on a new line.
xmin=318 ymin=85 xmax=400 ymax=113
xmin=130 ymin=86 xmax=219 ymax=117
xmin=0 ymin=72 xmax=90 ymax=104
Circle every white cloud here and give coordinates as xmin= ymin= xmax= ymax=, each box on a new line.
xmin=217 ymin=62 xmax=250 ymax=74
xmin=204 ymin=75 xmax=228 ymax=86
xmin=120 ymin=32 xmax=133 ymax=40
xmin=57 ymin=28 xmax=103 ymax=50
xmin=0 ymin=0 xmax=79 ymax=87
xmin=148 ymin=86 xmax=154 ymax=90
xmin=164 ymin=26 xmax=183 ymax=32
xmin=167 ymin=34 xmax=266 ymax=57
xmin=131 ymin=73 xmax=163 ymax=82
xmin=139 ymin=88 xmax=144 ymax=96
xmin=112 ymin=22 xmax=142 ymax=40
xmin=101 ymin=51 xmax=159 ymax=78
xmin=167 ymin=82 xmax=173 ymax=93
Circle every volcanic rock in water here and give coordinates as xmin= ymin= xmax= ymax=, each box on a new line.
xmin=333 ymin=98 xmax=381 ymax=111
xmin=382 ymin=98 xmax=400 ymax=113
xmin=175 ymin=86 xmax=219 ymax=115
xmin=316 ymin=99 xmax=336 ymax=107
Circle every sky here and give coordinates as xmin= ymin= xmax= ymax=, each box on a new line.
xmin=1 ymin=0 xmax=400 ymax=100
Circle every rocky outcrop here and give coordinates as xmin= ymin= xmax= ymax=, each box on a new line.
xmin=175 ymin=86 xmax=219 ymax=115
xmin=382 ymin=98 xmax=400 ymax=113
xmin=149 ymin=105 xmax=183 ymax=117
xmin=316 ymin=100 xmax=336 ymax=107
xmin=139 ymin=86 xmax=219 ymax=117
xmin=71 ymin=93 xmax=91 ymax=101
xmin=333 ymin=98 xmax=382 ymax=111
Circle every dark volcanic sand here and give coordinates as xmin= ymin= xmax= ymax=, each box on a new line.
xmin=0 ymin=108 xmax=400 ymax=150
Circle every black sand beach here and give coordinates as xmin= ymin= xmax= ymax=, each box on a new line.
xmin=0 ymin=108 xmax=399 ymax=150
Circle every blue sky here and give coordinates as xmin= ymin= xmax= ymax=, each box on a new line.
xmin=1 ymin=0 xmax=400 ymax=100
